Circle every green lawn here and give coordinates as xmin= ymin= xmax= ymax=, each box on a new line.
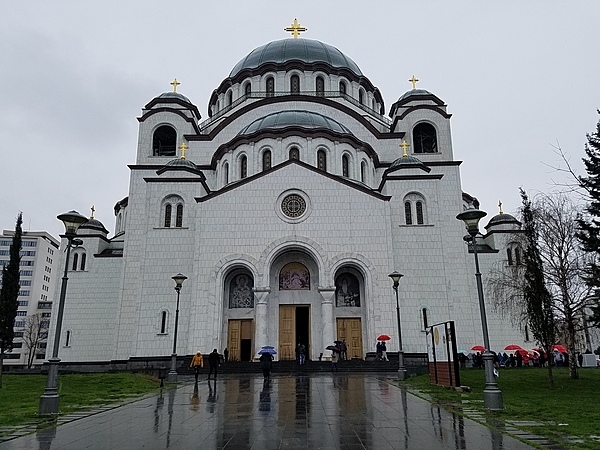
xmin=0 ymin=373 xmax=159 ymax=430
xmin=406 ymin=367 xmax=600 ymax=450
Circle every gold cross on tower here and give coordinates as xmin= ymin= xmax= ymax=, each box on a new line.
xmin=498 ymin=200 xmax=503 ymax=214
xmin=179 ymin=142 xmax=188 ymax=160
xmin=170 ymin=78 xmax=181 ymax=93
xmin=409 ymin=75 xmax=419 ymax=90
xmin=90 ymin=205 xmax=95 ymax=219
xmin=284 ymin=18 xmax=307 ymax=39
xmin=400 ymin=140 xmax=410 ymax=157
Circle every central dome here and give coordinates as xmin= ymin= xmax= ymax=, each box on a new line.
xmin=238 ymin=111 xmax=352 ymax=136
xmin=229 ymin=39 xmax=363 ymax=78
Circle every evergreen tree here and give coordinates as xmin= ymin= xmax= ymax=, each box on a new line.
xmin=0 ymin=213 xmax=22 ymax=388
xmin=520 ymin=190 xmax=556 ymax=388
xmin=577 ymin=112 xmax=600 ymax=326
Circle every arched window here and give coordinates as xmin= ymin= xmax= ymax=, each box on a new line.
xmin=316 ymin=76 xmax=324 ymax=96
xmin=72 ymin=253 xmax=78 ymax=271
xmin=405 ymin=202 xmax=412 ymax=225
xmin=164 ymin=204 xmax=172 ymax=227
xmin=160 ymin=311 xmax=168 ymax=334
xmin=371 ymin=98 xmax=376 ymax=110
xmin=289 ymin=147 xmax=300 ymax=160
xmin=227 ymin=91 xmax=232 ymax=106
xmin=229 ymin=273 xmax=255 ymax=308
xmin=515 ymin=247 xmax=522 ymax=265
xmin=339 ymin=81 xmax=347 ymax=95
xmin=266 ymin=77 xmax=274 ymax=97
xmin=422 ymin=307 xmax=429 ymax=330
xmin=80 ymin=253 xmax=86 ymax=271
xmin=223 ymin=162 xmax=229 ymax=185
xmin=360 ymin=161 xmax=367 ymax=183
xmin=317 ymin=149 xmax=327 ymax=171
xmin=65 ymin=330 xmax=71 ymax=347
xmin=244 ymin=82 xmax=251 ymax=96
xmin=358 ymin=89 xmax=364 ymax=105
xmin=176 ymin=204 xmax=183 ymax=227
xmin=416 ymin=201 xmax=424 ymax=225
xmin=413 ymin=123 xmax=438 ymax=153
xmin=152 ymin=125 xmax=176 ymax=156
xmin=240 ymin=155 xmax=248 ymax=179
xmin=291 ymin=75 xmax=300 ymax=94
xmin=262 ymin=150 xmax=272 ymax=171
xmin=507 ymin=248 xmax=514 ymax=266
xmin=342 ymin=155 xmax=349 ymax=177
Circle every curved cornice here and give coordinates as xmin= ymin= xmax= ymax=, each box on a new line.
xmin=390 ymin=105 xmax=452 ymax=130
xmin=142 ymin=97 xmax=202 ymax=120
xmin=138 ymin=107 xmax=202 ymax=134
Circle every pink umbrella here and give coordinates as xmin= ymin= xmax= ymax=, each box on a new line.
xmin=471 ymin=345 xmax=485 ymax=352
xmin=377 ymin=334 xmax=392 ymax=341
xmin=504 ymin=344 xmax=524 ymax=351
xmin=552 ymin=344 xmax=567 ymax=353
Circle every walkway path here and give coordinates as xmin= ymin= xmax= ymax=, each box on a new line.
xmin=0 ymin=373 xmax=533 ymax=449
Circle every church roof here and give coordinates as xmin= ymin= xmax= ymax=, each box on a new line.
xmin=229 ymin=39 xmax=363 ymax=78
xmin=386 ymin=154 xmax=431 ymax=174
xmin=164 ymin=157 xmax=198 ymax=170
xmin=485 ymin=213 xmax=521 ymax=229
xmin=157 ymin=91 xmax=192 ymax=103
xmin=397 ymin=89 xmax=433 ymax=102
xmin=238 ymin=110 xmax=353 ymax=136
xmin=79 ymin=218 xmax=108 ymax=234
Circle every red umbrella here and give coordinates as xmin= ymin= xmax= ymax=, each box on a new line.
xmin=552 ymin=344 xmax=567 ymax=353
xmin=377 ymin=334 xmax=391 ymax=341
xmin=504 ymin=344 xmax=524 ymax=351
xmin=471 ymin=345 xmax=485 ymax=352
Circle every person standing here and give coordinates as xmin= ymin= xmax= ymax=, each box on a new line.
xmin=298 ymin=344 xmax=306 ymax=365
xmin=381 ymin=341 xmax=388 ymax=361
xmin=207 ymin=349 xmax=220 ymax=380
xmin=223 ymin=348 xmax=229 ymax=363
xmin=331 ymin=351 xmax=339 ymax=372
xmin=259 ymin=351 xmax=273 ymax=380
xmin=376 ymin=342 xmax=382 ymax=360
xmin=190 ymin=351 xmax=204 ymax=382
xmin=341 ymin=340 xmax=348 ymax=361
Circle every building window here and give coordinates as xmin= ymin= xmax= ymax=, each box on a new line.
xmin=227 ymin=91 xmax=232 ymax=106
xmin=342 ymin=155 xmax=349 ymax=177
xmin=244 ymin=82 xmax=251 ymax=96
xmin=339 ymin=81 xmax=347 ymax=95
xmin=164 ymin=204 xmax=172 ymax=227
xmin=65 ymin=330 xmax=71 ymax=347
xmin=335 ymin=273 xmax=360 ymax=306
xmin=317 ymin=150 xmax=327 ymax=171
xmin=229 ymin=274 xmax=254 ymax=308
xmin=262 ymin=150 xmax=272 ymax=171
xmin=413 ymin=123 xmax=438 ymax=153
xmin=289 ymin=147 xmax=300 ymax=160
xmin=266 ymin=77 xmax=274 ymax=97
xmin=72 ymin=253 xmax=78 ymax=271
xmin=422 ymin=307 xmax=429 ymax=330
xmin=360 ymin=161 xmax=367 ymax=183
xmin=405 ymin=202 xmax=412 ymax=225
xmin=80 ymin=253 xmax=86 ymax=271
xmin=223 ymin=162 xmax=229 ymax=184
xmin=281 ymin=194 xmax=307 ymax=218
xmin=160 ymin=311 xmax=168 ymax=334
xmin=507 ymin=248 xmax=513 ymax=266
xmin=240 ymin=155 xmax=248 ymax=179
xmin=416 ymin=202 xmax=424 ymax=225
xmin=404 ymin=194 xmax=427 ymax=225
xmin=152 ymin=125 xmax=177 ymax=156
xmin=359 ymin=89 xmax=364 ymax=105
xmin=291 ymin=75 xmax=300 ymax=94
xmin=515 ymin=247 xmax=522 ymax=265
xmin=176 ymin=204 xmax=183 ymax=227
xmin=316 ymin=76 xmax=324 ymax=96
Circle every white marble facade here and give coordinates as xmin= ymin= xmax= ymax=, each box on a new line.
xmin=48 ymin=37 xmax=528 ymax=364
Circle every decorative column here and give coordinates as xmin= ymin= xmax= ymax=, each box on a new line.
xmin=253 ymin=288 xmax=270 ymax=357
xmin=319 ymin=287 xmax=336 ymax=360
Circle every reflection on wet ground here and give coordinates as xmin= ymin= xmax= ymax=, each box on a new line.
xmin=0 ymin=373 xmax=533 ymax=449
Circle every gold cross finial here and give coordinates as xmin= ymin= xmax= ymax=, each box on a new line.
xmin=284 ymin=18 xmax=307 ymax=39
xmin=90 ymin=205 xmax=95 ymax=220
xmin=179 ymin=142 xmax=188 ymax=160
xmin=409 ymin=75 xmax=419 ymax=90
xmin=400 ymin=140 xmax=410 ymax=157
xmin=170 ymin=78 xmax=180 ymax=93
xmin=498 ymin=200 xmax=503 ymax=214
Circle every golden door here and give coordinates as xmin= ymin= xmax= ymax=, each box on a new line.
xmin=279 ymin=305 xmax=295 ymax=360
xmin=227 ymin=319 xmax=253 ymax=361
xmin=336 ymin=318 xmax=363 ymax=359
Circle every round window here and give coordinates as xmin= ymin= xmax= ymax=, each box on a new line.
xmin=281 ymin=194 xmax=306 ymax=218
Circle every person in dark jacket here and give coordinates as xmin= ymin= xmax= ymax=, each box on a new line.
xmin=259 ymin=351 xmax=273 ymax=380
xmin=207 ymin=349 xmax=220 ymax=380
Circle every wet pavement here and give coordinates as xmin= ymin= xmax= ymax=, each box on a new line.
xmin=0 ymin=373 xmax=534 ymax=449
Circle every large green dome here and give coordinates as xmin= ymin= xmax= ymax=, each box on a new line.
xmin=229 ymin=39 xmax=363 ymax=78
xmin=238 ymin=111 xmax=352 ymax=136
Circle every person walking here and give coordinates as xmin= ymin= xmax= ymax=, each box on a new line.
xmin=207 ymin=349 xmax=220 ymax=380
xmin=331 ymin=350 xmax=339 ymax=372
xmin=381 ymin=341 xmax=388 ymax=361
xmin=376 ymin=342 xmax=382 ymax=360
xmin=341 ymin=340 xmax=348 ymax=361
xmin=259 ymin=351 xmax=273 ymax=380
xmin=190 ymin=351 xmax=204 ymax=382
xmin=223 ymin=348 xmax=229 ymax=363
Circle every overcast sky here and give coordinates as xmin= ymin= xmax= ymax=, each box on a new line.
xmin=1 ymin=1 xmax=599 ymax=239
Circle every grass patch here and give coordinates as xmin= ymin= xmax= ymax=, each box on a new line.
xmin=0 ymin=372 xmax=159 ymax=430
xmin=405 ymin=368 xmax=600 ymax=449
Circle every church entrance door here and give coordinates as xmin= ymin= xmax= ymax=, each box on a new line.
xmin=227 ymin=319 xmax=253 ymax=362
xmin=336 ymin=318 xmax=363 ymax=359
xmin=279 ymin=305 xmax=310 ymax=361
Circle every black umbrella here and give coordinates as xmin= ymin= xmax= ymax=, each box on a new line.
xmin=326 ymin=345 xmax=341 ymax=352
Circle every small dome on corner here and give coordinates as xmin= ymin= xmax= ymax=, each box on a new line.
xmin=157 ymin=91 xmax=192 ymax=103
xmin=397 ymin=88 xmax=433 ymax=102
xmin=387 ymin=154 xmax=430 ymax=173
xmin=165 ymin=158 xmax=198 ymax=170
xmin=79 ymin=218 xmax=108 ymax=234
xmin=485 ymin=213 xmax=521 ymax=229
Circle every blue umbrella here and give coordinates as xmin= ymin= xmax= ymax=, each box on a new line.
xmin=258 ymin=347 xmax=277 ymax=355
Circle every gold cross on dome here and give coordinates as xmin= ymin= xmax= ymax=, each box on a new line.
xmin=179 ymin=142 xmax=188 ymax=160
xmin=400 ymin=140 xmax=410 ymax=157
xmin=498 ymin=200 xmax=503 ymax=214
xmin=170 ymin=78 xmax=181 ymax=93
xmin=284 ymin=18 xmax=307 ymax=39
xmin=90 ymin=205 xmax=95 ymax=219
xmin=409 ymin=75 xmax=419 ymax=90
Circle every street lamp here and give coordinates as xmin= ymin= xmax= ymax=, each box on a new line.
xmin=388 ymin=271 xmax=407 ymax=380
xmin=456 ymin=207 xmax=503 ymax=410
xmin=39 ymin=210 xmax=88 ymax=414
xmin=167 ymin=273 xmax=187 ymax=382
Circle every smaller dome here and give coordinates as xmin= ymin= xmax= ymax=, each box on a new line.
xmin=486 ymin=213 xmax=521 ymax=229
xmin=397 ymin=89 xmax=433 ymax=102
xmin=79 ymin=218 xmax=108 ymax=234
xmin=165 ymin=158 xmax=198 ymax=170
xmin=157 ymin=91 xmax=192 ymax=103
xmin=388 ymin=154 xmax=430 ymax=173
xmin=239 ymin=111 xmax=352 ymax=136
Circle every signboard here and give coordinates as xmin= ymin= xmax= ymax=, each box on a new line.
xmin=426 ymin=321 xmax=460 ymax=387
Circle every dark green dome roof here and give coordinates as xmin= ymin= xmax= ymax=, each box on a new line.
xmin=165 ymin=158 xmax=197 ymax=169
xmin=229 ymin=39 xmax=363 ymax=78
xmin=485 ymin=213 xmax=521 ymax=229
xmin=158 ymin=91 xmax=192 ymax=103
xmin=238 ymin=111 xmax=352 ymax=136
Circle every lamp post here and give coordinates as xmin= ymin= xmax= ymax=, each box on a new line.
xmin=167 ymin=273 xmax=187 ymax=382
xmin=388 ymin=271 xmax=407 ymax=380
xmin=39 ymin=210 xmax=87 ymax=414
xmin=456 ymin=208 xmax=503 ymax=410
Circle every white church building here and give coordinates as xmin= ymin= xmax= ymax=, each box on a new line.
xmin=48 ymin=27 xmax=527 ymax=365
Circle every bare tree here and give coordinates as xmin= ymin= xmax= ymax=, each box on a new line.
xmin=21 ymin=314 xmax=48 ymax=369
